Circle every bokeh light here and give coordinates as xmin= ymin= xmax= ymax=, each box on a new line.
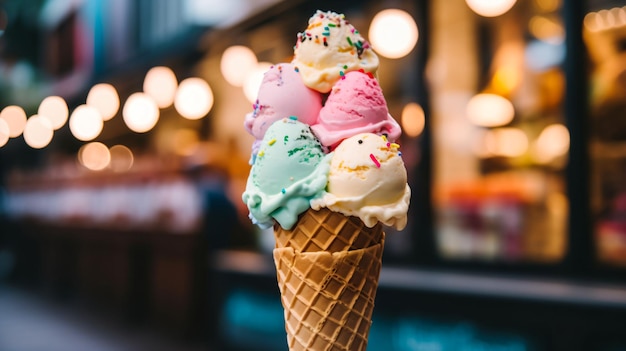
xmin=491 ymin=64 xmax=521 ymax=96
xmin=243 ymin=62 xmax=273 ymax=103
xmin=369 ymin=9 xmax=419 ymax=59
xmin=86 ymin=83 xmax=120 ymax=121
xmin=466 ymin=93 xmax=515 ymax=127
xmin=174 ymin=77 xmax=214 ymax=120
xmin=220 ymin=45 xmax=258 ymax=87
xmin=123 ymin=92 xmax=159 ymax=133
xmin=466 ymin=0 xmax=517 ymax=17
xmin=0 ymin=119 xmax=9 ymax=147
xmin=401 ymin=102 xmax=426 ymax=137
xmin=143 ymin=66 xmax=178 ymax=108
xmin=23 ymin=115 xmax=54 ymax=149
xmin=534 ymin=0 xmax=561 ymax=12
xmin=109 ymin=144 xmax=134 ymax=172
xmin=79 ymin=142 xmax=111 ymax=171
xmin=70 ymin=105 xmax=104 ymax=141
xmin=0 ymin=105 xmax=27 ymax=138
xmin=484 ymin=127 xmax=528 ymax=157
xmin=38 ymin=96 xmax=69 ymax=130
xmin=584 ymin=7 xmax=626 ymax=33
xmin=529 ymin=15 xmax=564 ymax=44
xmin=533 ymin=123 xmax=570 ymax=163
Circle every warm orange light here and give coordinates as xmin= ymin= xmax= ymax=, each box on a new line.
xmin=534 ymin=0 xmax=560 ymax=12
xmin=401 ymin=102 xmax=425 ymax=137
xmin=23 ymin=115 xmax=54 ymax=149
xmin=0 ymin=118 xmax=9 ymax=147
xmin=69 ymin=105 xmax=104 ymax=141
xmin=174 ymin=78 xmax=214 ymax=120
xmin=369 ymin=9 xmax=419 ymax=59
xmin=38 ymin=96 xmax=69 ymax=130
xmin=533 ymin=123 xmax=569 ymax=163
xmin=466 ymin=0 xmax=517 ymax=17
xmin=243 ymin=62 xmax=273 ymax=104
xmin=220 ymin=45 xmax=258 ymax=87
xmin=0 ymin=105 xmax=27 ymax=138
xmin=86 ymin=83 xmax=120 ymax=121
xmin=491 ymin=65 xmax=521 ymax=95
xmin=109 ymin=144 xmax=134 ymax=172
xmin=585 ymin=7 xmax=626 ymax=33
xmin=79 ymin=142 xmax=111 ymax=171
xmin=529 ymin=15 xmax=564 ymax=44
xmin=123 ymin=93 xmax=159 ymax=133
xmin=466 ymin=94 xmax=515 ymax=127
xmin=143 ymin=66 xmax=178 ymax=108
xmin=484 ymin=127 xmax=528 ymax=157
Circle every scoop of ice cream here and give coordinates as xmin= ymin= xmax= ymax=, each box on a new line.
xmin=243 ymin=118 xmax=331 ymax=229
xmin=244 ymin=63 xmax=323 ymax=163
xmin=292 ymin=10 xmax=379 ymax=93
xmin=311 ymin=71 xmax=401 ymax=150
xmin=311 ymin=133 xmax=410 ymax=229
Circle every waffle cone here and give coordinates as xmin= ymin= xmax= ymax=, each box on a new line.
xmin=274 ymin=207 xmax=383 ymax=253
xmin=273 ymin=238 xmax=384 ymax=351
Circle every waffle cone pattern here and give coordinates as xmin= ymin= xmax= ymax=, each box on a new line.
xmin=274 ymin=208 xmax=383 ymax=253
xmin=273 ymin=236 xmax=384 ymax=351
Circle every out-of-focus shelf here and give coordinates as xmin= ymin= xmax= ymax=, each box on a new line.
xmin=379 ymin=266 xmax=626 ymax=309
xmin=212 ymin=250 xmax=276 ymax=276
xmin=212 ymin=250 xmax=626 ymax=309
xmin=591 ymin=140 xmax=626 ymax=159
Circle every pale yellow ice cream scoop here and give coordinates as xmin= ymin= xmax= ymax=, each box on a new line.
xmin=292 ymin=10 xmax=379 ymax=93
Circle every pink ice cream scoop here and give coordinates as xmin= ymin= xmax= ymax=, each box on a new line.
xmin=244 ymin=63 xmax=322 ymax=143
xmin=310 ymin=70 xmax=401 ymax=150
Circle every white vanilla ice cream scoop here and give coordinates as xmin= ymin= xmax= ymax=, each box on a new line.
xmin=311 ymin=133 xmax=410 ymax=229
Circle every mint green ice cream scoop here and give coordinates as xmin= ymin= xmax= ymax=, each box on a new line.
xmin=242 ymin=118 xmax=331 ymax=230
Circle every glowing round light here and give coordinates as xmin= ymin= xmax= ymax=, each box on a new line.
xmin=533 ymin=123 xmax=569 ymax=163
xmin=584 ymin=12 xmax=601 ymax=33
xmin=529 ymin=16 xmax=564 ymax=44
xmin=491 ymin=65 xmax=521 ymax=95
xmin=243 ymin=62 xmax=273 ymax=103
xmin=401 ymin=102 xmax=425 ymax=137
xmin=109 ymin=144 xmax=134 ymax=172
xmin=38 ymin=96 xmax=68 ymax=130
xmin=143 ymin=66 xmax=178 ymax=108
xmin=0 ymin=119 xmax=9 ymax=147
xmin=369 ymin=9 xmax=419 ymax=59
xmin=79 ymin=142 xmax=111 ymax=171
xmin=613 ymin=7 xmax=626 ymax=27
xmin=485 ymin=127 xmax=528 ymax=157
xmin=466 ymin=93 xmax=515 ymax=127
xmin=123 ymin=92 xmax=159 ymax=133
xmin=69 ymin=105 xmax=103 ymax=141
xmin=23 ymin=115 xmax=54 ymax=149
xmin=220 ymin=45 xmax=258 ymax=87
xmin=0 ymin=105 xmax=27 ymax=137
xmin=174 ymin=77 xmax=214 ymax=120
xmin=534 ymin=0 xmax=560 ymax=12
xmin=86 ymin=83 xmax=120 ymax=121
xmin=466 ymin=0 xmax=517 ymax=17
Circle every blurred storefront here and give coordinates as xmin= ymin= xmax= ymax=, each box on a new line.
xmin=1 ymin=0 xmax=626 ymax=350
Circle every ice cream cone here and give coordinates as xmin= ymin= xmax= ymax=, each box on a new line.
xmin=242 ymin=10 xmax=408 ymax=351
xmin=274 ymin=207 xmax=383 ymax=253
xmin=273 ymin=238 xmax=384 ymax=351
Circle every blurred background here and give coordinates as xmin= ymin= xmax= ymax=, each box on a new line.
xmin=0 ymin=0 xmax=625 ymax=350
